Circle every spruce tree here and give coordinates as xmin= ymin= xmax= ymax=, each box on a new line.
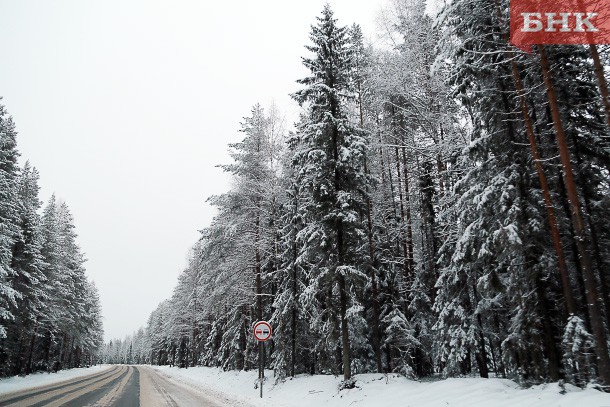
xmin=0 ymin=101 xmax=20 ymax=340
xmin=5 ymin=163 xmax=47 ymax=375
xmin=292 ymin=4 xmax=370 ymax=382
xmin=271 ymin=132 xmax=308 ymax=379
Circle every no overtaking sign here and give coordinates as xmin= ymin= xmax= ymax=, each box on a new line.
xmin=253 ymin=321 xmax=272 ymax=342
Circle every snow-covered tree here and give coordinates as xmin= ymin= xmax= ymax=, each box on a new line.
xmin=291 ymin=4 xmax=372 ymax=383
xmin=0 ymin=100 xmax=102 ymax=376
xmin=2 ymin=163 xmax=48 ymax=375
xmin=0 ymin=101 xmax=20 ymax=340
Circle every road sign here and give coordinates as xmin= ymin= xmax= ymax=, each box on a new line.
xmin=253 ymin=320 xmax=272 ymax=342
xmin=253 ymin=321 xmax=272 ymax=398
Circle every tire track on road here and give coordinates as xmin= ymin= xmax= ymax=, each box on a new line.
xmin=88 ymin=365 xmax=138 ymax=407
xmin=110 ymin=366 xmax=140 ymax=407
xmin=140 ymin=366 xmax=179 ymax=407
xmin=1 ymin=365 xmax=251 ymax=407
xmin=26 ymin=366 xmax=128 ymax=407
xmin=139 ymin=366 xmax=229 ymax=407
xmin=0 ymin=366 xmax=118 ymax=406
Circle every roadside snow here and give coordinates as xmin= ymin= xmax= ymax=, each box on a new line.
xmin=0 ymin=365 xmax=111 ymax=395
xmin=152 ymin=366 xmax=610 ymax=407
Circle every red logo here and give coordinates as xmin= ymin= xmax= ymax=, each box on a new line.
xmin=510 ymin=0 xmax=610 ymax=51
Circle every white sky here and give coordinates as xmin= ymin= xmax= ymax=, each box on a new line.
xmin=0 ymin=0 xmax=393 ymax=341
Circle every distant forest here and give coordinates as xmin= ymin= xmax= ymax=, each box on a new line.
xmin=94 ymin=0 xmax=610 ymax=390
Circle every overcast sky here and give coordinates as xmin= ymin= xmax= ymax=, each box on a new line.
xmin=0 ymin=0 xmax=396 ymax=340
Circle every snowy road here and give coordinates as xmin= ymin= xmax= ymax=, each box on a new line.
xmin=0 ymin=365 xmax=243 ymax=406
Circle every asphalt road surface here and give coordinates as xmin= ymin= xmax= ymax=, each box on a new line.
xmin=0 ymin=366 xmax=245 ymax=406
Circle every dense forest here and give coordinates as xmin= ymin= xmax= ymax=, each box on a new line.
xmin=0 ymin=101 xmax=104 ymax=376
xmin=90 ymin=0 xmax=610 ymax=391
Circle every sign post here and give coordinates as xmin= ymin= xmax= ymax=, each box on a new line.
xmin=253 ymin=320 xmax=272 ymax=399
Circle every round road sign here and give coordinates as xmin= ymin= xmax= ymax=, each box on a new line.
xmin=253 ymin=321 xmax=272 ymax=342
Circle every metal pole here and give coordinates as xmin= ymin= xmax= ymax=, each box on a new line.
xmin=259 ymin=341 xmax=264 ymax=398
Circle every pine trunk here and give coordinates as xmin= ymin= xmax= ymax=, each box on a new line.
xmin=539 ymin=45 xmax=610 ymax=388
xmin=589 ymin=44 xmax=610 ymax=128
xmin=508 ymin=55 xmax=577 ymax=316
xmin=493 ymin=0 xmax=576 ymax=316
xmin=569 ymin=133 xmax=610 ymax=326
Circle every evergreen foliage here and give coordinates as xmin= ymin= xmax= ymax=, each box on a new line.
xmin=0 ymin=101 xmax=103 ymax=376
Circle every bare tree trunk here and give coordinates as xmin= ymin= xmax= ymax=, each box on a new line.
xmin=67 ymin=336 xmax=75 ymax=368
xmin=569 ymin=132 xmax=610 ymax=326
xmin=400 ymin=146 xmax=415 ymax=275
xmin=26 ymin=319 xmax=38 ymax=374
xmin=255 ymin=214 xmax=263 ymax=322
xmin=508 ymin=56 xmax=577 ymax=316
xmin=475 ymin=313 xmax=489 ymax=378
xmin=378 ymin=130 xmax=399 ymax=232
xmin=337 ymin=271 xmax=351 ymax=381
xmin=540 ymin=286 xmax=562 ymax=381
xmin=331 ymin=95 xmax=351 ymax=381
xmin=364 ymin=159 xmax=383 ymax=373
xmin=436 ymin=127 xmax=446 ymax=197
xmin=539 ymin=44 xmax=610 ymax=387
xmin=358 ymin=87 xmax=383 ymax=374
xmin=378 ymin=132 xmax=403 ymax=261
xmin=589 ymin=45 xmax=610 ymax=128
xmin=291 ymin=240 xmax=298 ymax=378
xmin=492 ymin=0 xmax=577 ymax=317
xmin=471 ymin=276 xmax=489 ymax=378
xmin=394 ymin=146 xmax=410 ymax=279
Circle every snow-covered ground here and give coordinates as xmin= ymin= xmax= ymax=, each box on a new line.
xmin=152 ymin=365 xmax=610 ymax=407
xmin=0 ymin=365 xmax=110 ymax=395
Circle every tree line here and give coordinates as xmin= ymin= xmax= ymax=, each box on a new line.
xmin=0 ymin=100 xmax=103 ymax=376
xmin=110 ymin=0 xmax=609 ymax=389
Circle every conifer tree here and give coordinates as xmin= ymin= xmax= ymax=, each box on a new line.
xmin=5 ymin=163 xmax=47 ymax=375
xmin=292 ymin=4 xmax=371 ymax=382
xmin=271 ymin=133 xmax=308 ymax=379
xmin=0 ymin=101 xmax=20 ymax=340
xmin=0 ymin=101 xmax=101 ymax=375
xmin=433 ymin=0 xmax=563 ymax=380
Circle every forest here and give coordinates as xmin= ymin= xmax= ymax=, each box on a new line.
xmin=0 ymin=102 xmax=104 ymax=376
xmin=9 ymin=0 xmax=610 ymax=391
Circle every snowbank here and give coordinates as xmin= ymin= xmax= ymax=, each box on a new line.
xmin=0 ymin=365 xmax=111 ymax=395
xmin=152 ymin=365 xmax=610 ymax=407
